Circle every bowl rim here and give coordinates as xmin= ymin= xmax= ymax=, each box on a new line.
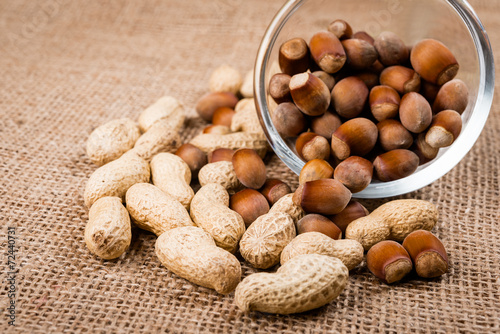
xmin=254 ymin=0 xmax=495 ymax=198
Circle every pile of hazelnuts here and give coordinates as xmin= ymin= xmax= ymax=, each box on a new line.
xmin=269 ymin=19 xmax=469 ymax=193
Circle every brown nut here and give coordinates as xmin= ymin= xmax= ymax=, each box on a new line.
xmin=380 ymin=65 xmax=421 ymax=94
xmin=399 ymin=92 xmax=433 ymax=133
xmin=259 ymin=179 xmax=292 ymax=206
xmin=333 ymin=156 xmax=373 ymax=193
xmin=309 ymin=31 xmax=346 ymax=73
xmin=374 ymin=31 xmax=409 ymax=66
xmin=410 ymin=39 xmax=459 ymax=85
xmin=328 ymin=200 xmax=369 ymax=234
xmin=232 ymin=148 xmax=267 ymax=189
xmin=432 ymin=79 xmax=469 ymax=114
xmin=355 ymin=72 xmax=379 ymax=90
xmin=310 ymin=111 xmax=342 ymax=140
xmin=299 ymin=159 xmax=334 ymax=185
xmin=373 ymin=149 xmax=419 ymax=182
xmin=413 ymin=133 xmax=439 ymax=164
xmin=369 ymin=85 xmax=401 ymax=121
xmin=331 ymin=76 xmax=369 ymax=119
xmin=230 ymin=189 xmax=270 ymax=227
xmin=212 ymin=107 xmax=236 ymax=127
xmin=342 ymin=39 xmax=378 ymax=70
xmin=297 ymin=214 xmax=342 ymax=240
xmin=312 ymin=71 xmax=336 ymax=91
xmin=331 ymin=118 xmax=378 ymax=161
xmin=366 ymin=240 xmax=413 ymax=284
xmin=425 ymin=110 xmax=462 ymax=148
xmin=296 ymin=132 xmax=331 ymax=161
xmin=195 ymin=92 xmax=239 ymax=122
xmin=290 ymin=72 xmax=331 ymax=116
xmin=402 ymin=230 xmax=448 ymax=278
xmin=293 ymin=178 xmax=351 ymax=215
xmin=208 ymin=148 xmax=235 ymax=163
xmin=279 ymin=37 xmax=310 ymax=76
xmin=175 ymin=143 xmax=207 ymax=179
xmin=352 ymin=31 xmax=375 ymax=45
xmin=420 ymin=80 xmax=441 ymax=102
xmin=377 ymin=119 xmax=413 ymax=151
xmin=269 ymin=73 xmax=292 ymax=104
xmin=203 ymin=125 xmax=231 ymax=135
xmin=327 ymin=19 xmax=353 ymax=40
xmin=271 ymin=102 xmax=308 ymax=137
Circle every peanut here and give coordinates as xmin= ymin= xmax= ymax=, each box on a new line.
xmin=345 ymin=199 xmax=438 ymax=250
xmin=268 ymin=193 xmax=305 ymax=223
xmin=235 ymin=254 xmax=348 ymax=314
xmin=131 ymin=118 xmax=182 ymax=161
xmin=85 ymin=196 xmax=131 ymax=259
xmin=190 ymin=183 xmax=245 ymax=253
xmin=239 ymin=212 xmax=296 ymax=269
xmin=230 ymin=98 xmax=264 ymax=135
xmin=86 ymin=118 xmax=140 ymax=166
xmin=280 ymin=232 xmax=363 ymax=270
xmin=209 ymin=64 xmax=243 ymax=95
xmin=155 ymin=226 xmax=241 ymax=294
xmin=240 ymin=70 xmax=254 ymax=98
xmin=150 ymin=153 xmax=194 ymax=210
xmin=137 ymin=96 xmax=185 ymax=133
xmin=189 ymin=132 xmax=268 ymax=158
xmin=84 ymin=151 xmax=150 ymax=208
xmin=198 ymin=161 xmax=242 ymax=192
xmin=126 ymin=183 xmax=194 ymax=236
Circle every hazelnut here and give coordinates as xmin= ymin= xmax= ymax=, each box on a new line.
xmin=399 ymin=92 xmax=433 ymax=133
xmin=310 ymin=111 xmax=342 ymax=139
xmin=259 ymin=179 xmax=292 ymax=206
xmin=290 ymin=72 xmax=331 ymax=116
xmin=296 ymin=132 xmax=331 ymax=162
xmin=297 ymin=214 xmax=342 ymax=240
xmin=269 ymin=73 xmax=292 ymax=104
xmin=212 ymin=107 xmax=236 ymax=127
xmin=175 ymin=143 xmax=207 ymax=179
xmin=330 ymin=118 xmax=378 ymax=161
xmin=379 ymin=65 xmax=421 ymax=94
xmin=432 ymin=79 xmax=469 ymax=114
xmin=293 ymin=178 xmax=351 ymax=215
xmin=355 ymin=72 xmax=379 ymax=90
xmin=420 ymin=80 xmax=441 ymax=102
xmin=377 ymin=119 xmax=413 ymax=151
xmin=413 ymin=133 xmax=439 ymax=164
xmin=352 ymin=31 xmax=375 ymax=45
xmin=402 ymin=230 xmax=448 ymax=278
xmin=328 ymin=200 xmax=369 ymax=234
xmin=279 ymin=37 xmax=310 ymax=76
xmin=299 ymin=159 xmax=334 ymax=185
xmin=369 ymin=85 xmax=401 ymax=121
xmin=342 ymin=39 xmax=378 ymax=70
xmin=373 ymin=149 xmax=419 ymax=182
xmin=195 ymin=92 xmax=238 ymax=122
xmin=208 ymin=148 xmax=235 ymax=163
xmin=425 ymin=109 xmax=462 ymax=148
xmin=271 ymin=102 xmax=308 ymax=137
xmin=232 ymin=148 xmax=267 ymax=189
xmin=333 ymin=156 xmax=373 ymax=193
xmin=309 ymin=31 xmax=346 ymax=73
xmin=331 ymin=76 xmax=369 ymax=119
xmin=202 ymin=125 xmax=231 ymax=135
xmin=410 ymin=39 xmax=459 ymax=85
xmin=374 ymin=31 xmax=409 ymax=66
xmin=230 ymin=189 xmax=270 ymax=227
xmin=312 ymin=71 xmax=336 ymax=91
xmin=366 ymin=240 xmax=413 ymax=284
xmin=327 ymin=19 xmax=353 ymax=40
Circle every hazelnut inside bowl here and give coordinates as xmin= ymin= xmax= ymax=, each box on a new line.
xmin=254 ymin=0 xmax=494 ymax=198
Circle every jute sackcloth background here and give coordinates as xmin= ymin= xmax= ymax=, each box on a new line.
xmin=0 ymin=0 xmax=499 ymax=332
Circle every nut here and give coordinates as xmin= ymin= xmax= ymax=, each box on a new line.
xmin=155 ymin=226 xmax=241 ymax=294
xmin=293 ymin=178 xmax=351 ymax=215
xmin=230 ymin=189 xmax=270 ymax=227
xmin=369 ymin=85 xmax=401 ymax=121
xmin=85 ymin=196 xmax=131 ymax=260
xmin=126 ymin=183 xmax=194 ymax=236
xmin=208 ymin=148 xmax=235 ymax=163
xmin=342 ymin=39 xmax=378 ymax=70
xmin=420 ymin=80 xmax=441 ymax=102
xmin=432 ymin=79 xmax=469 ymax=114
xmin=355 ymin=71 xmax=380 ymax=90
xmin=269 ymin=193 xmax=305 ymax=223
xmin=203 ymin=124 xmax=232 ymax=135
xmin=278 ymin=37 xmax=310 ymax=76
xmin=296 ymin=214 xmax=341 ymax=240
xmin=235 ymin=254 xmax=348 ymax=314
xmin=425 ymin=109 xmax=462 ymax=148
xmin=399 ymin=92 xmax=433 ymax=133
xmin=374 ymin=31 xmax=409 ymax=66
xmin=131 ymin=118 xmax=182 ymax=161
xmin=239 ymin=212 xmax=296 ymax=269
xmin=272 ymin=102 xmax=309 ymax=137
xmin=414 ymin=133 xmax=439 ymax=164
xmin=310 ymin=110 xmax=342 ymax=139
xmin=312 ymin=71 xmax=336 ymax=91
xmin=330 ymin=118 xmax=378 ymax=160
xmin=377 ymin=119 xmax=413 ymax=151
xmin=295 ymin=132 xmax=331 ymax=162
xmin=410 ymin=38 xmax=459 ymax=85
xmin=86 ymin=118 xmax=141 ymax=166
xmin=209 ymin=64 xmax=242 ymax=95
xmin=259 ymin=179 xmax=292 ymax=206
xmin=329 ymin=200 xmax=369 ymax=234
xmin=280 ymin=232 xmax=364 ymax=270
xmin=240 ymin=70 xmax=254 ymax=98
xmin=269 ymin=73 xmax=292 ymax=104
xmin=150 ymin=153 xmax=194 ymax=210
xmin=331 ymin=76 xmax=369 ymax=119
xmin=289 ymin=72 xmax=331 ymax=116
xmin=138 ymin=96 xmax=185 ymax=133
xmin=299 ymin=159 xmax=334 ymax=185
xmin=84 ymin=151 xmax=150 ymax=208
xmin=345 ymin=199 xmax=438 ymax=250
xmin=190 ymin=183 xmax=245 ymax=253
xmin=232 ymin=148 xmax=267 ymax=189
xmin=212 ymin=107 xmax=236 ymax=127
xmin=327 ymin=19 xmax=353 ymax=40
xmin=333 ymin=156 xmax=373 ymax=193
xmin=198 ymin=161 xmax=242 ymax=192
xmin=379 ymin=65 xmax=421 ymax=94
xmin=373 ymin=149 xmax=419 ymax=182
xmin=231 ymin=98 xmax=266 ymax=135
xmin=175 ymin=143 xmax=207 ymax=179
xmin=352 ymin=31 xmax=375 ymax=45
xmin=402 ymin=230 xmax=448 ymax=278
xmin=309 ymin=31 xmax=346 ymax=73
xmin=189 ymin=132 xmax=268 ymax=157
xmin=366 ymin=240 xmax=413 ymax=284
xmin=195 ymin=92 xmax=239 ymax=122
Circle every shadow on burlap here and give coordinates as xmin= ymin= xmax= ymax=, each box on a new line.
xmin=0 ymin=0 xmax=499 ymax=332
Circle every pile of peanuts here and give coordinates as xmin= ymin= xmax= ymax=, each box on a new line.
xmin=83 ymin=53 xmax=449 ymax=314
xmin=269 ymin=19 xmax=469 ymax=192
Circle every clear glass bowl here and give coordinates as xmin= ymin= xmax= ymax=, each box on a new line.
xmin=254 ymin=0 xmax=495 ymax=198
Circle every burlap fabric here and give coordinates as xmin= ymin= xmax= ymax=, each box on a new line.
xmin=0 ymin=0 xmax=499 ymax=332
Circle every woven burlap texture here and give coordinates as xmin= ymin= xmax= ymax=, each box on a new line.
xmin=0 ymin=0 xmax=499 ymax=333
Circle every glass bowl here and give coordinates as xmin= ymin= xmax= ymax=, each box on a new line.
xmin=254 ymin=0 xmax=494 ymax=198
